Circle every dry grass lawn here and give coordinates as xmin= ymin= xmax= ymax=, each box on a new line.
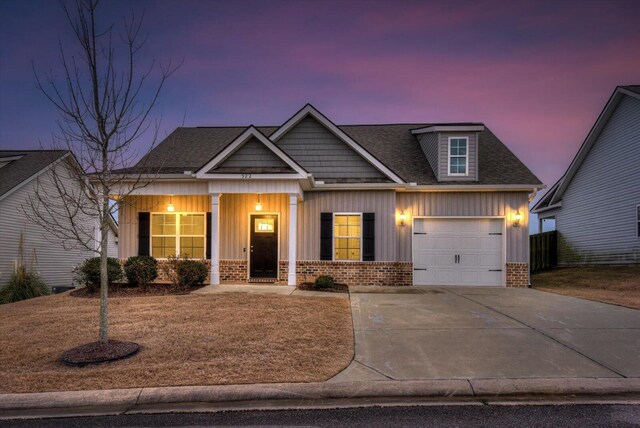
xmin=0 ymin=292 xmax=354 ymax=393
xmin=532 ymin=265 xmax=640 ymax=309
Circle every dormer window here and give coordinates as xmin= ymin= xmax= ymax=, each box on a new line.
xmin=448 ymin=137 xmax=468 ymax=176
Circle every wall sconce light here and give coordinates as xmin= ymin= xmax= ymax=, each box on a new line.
xmin=398 ymin=210 xmax=407 ymax=227
xmin=167 ymin=196 xmax=175 ymax=212
xmin=512 ymin=209 xmax=523 ymax=227
xmin=255 ymin=194 xmax=262 ymax=211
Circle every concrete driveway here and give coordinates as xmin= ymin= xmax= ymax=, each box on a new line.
xmin=331 ymin=287 xmax=640 ymax=382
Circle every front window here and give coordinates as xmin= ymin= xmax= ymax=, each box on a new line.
xmin=151 ymin=213 xmax=205 ymax=258
xmin=334 ymin=214 xmax=361 ymax=261
xmin=449 ymin=137 xmax=468 ymax=175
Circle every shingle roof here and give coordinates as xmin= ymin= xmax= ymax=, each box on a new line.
xmin=0 ymin=150 xmax=69 ymax=198
xmin=122 ymin=123 xmax=541 ymax=185
xmin=621 ymin=85 xmax=640 ymax=96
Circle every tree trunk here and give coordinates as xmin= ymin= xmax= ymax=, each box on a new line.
xmin=99 ymin=185 xmax=109 ymax=343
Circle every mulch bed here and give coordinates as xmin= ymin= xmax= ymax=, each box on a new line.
xmin=60 ymin=340 xmax=140 ymax=366
xmin=70 ymin=283 xmax=204 ymax=298
xmin=297 ymin=282 xmax=349 ymax=293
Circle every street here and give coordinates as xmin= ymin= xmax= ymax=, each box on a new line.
xmin=2 ymin=403 xmax=639 ymax=427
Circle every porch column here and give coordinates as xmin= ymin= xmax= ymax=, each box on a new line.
xmin=210 ymin=193 xmax=221 ymax=285
xmin=288 ymin=193 xmax=298 ymax=286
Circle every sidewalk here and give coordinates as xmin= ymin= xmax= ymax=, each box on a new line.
xmin=2 ymin=378 xmax=640 ymax=419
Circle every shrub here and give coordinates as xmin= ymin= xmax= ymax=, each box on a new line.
xmin=124 ymin=256 xmax=158 ymax=290
xmin=162 ymin=254 xmax=208 ymax=291
xmin=176 ymin=260 xmax=208 ymax=289
xmin=315 ymin=275 xmax=335 ymax=289
xmin=0 ymin=269 xmax=49 ymax=304
xmin=74 ymin=257 xmax=123 ymax=292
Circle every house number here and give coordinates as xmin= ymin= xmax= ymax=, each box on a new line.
xmin=241 ymin=173 xmax=252 ymax=179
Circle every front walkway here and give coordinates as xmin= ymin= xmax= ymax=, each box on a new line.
xmin=332 ymin=286 xmax=640 ymax=382
xmin=192 ymin=284 xmax=347 ymax=299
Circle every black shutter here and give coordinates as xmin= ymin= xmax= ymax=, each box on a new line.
xmin=138 ymin=212 xmax=150 ymax=256
xmin=362 ymin=212 xmax=375 ymax=261
xmin=206 ymin=212 xmax=212 ymax=259
xmin=320 ymin=212 xmax=333 ymax=260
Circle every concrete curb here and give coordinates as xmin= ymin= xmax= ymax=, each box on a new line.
xmin=1 ymin=378 xmax=640 ymax=418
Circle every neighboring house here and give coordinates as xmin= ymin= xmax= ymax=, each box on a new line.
xmin=0 ymin=150 xmax=118 ymax=290
xmin=533 ymin=85 xmax=640 ymax=265
xmin=114 ymin=105 xmax=542 ymax=287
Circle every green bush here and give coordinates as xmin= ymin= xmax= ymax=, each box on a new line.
xmin=74 ymin=257 xmax=123 ymax=292
xmin=0 ymin=269 xmax=49 ymax=304
xmin=176 ymin=260 xmax=208 ymax=289
xmin=162 ymin=254 xmax=208 ymax=291
xmin=315 ymin=275 xmax=335 ymax=289
xmin=124 ymin=256 xmax=158 ymax=290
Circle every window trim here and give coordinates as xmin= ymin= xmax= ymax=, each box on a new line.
xmin=447 ymin=136 xmax=469 ymax=177
xmin=332 ymin=212 xmax=363 ymax=262
xmin=637 ymin=204 xmax=640 ymax=239
xmin=150 ymin=212 xmax=207 ymax=259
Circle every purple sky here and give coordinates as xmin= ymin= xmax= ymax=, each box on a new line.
xmin=1 ymin=0 xmax=639 ymax=196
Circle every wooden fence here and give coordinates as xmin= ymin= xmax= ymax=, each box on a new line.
xmin=530 ymin=230 xmax=558 ymax=273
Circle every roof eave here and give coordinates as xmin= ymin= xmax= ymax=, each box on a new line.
xmin=411 ymin=125 xmax=485 ymax=135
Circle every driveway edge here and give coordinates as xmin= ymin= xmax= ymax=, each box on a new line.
xmin=2 ymin=378 xmax=640 ymax=418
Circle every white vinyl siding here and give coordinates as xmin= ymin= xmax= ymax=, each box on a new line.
xmin=0 ymin=161 xmax=106 ymax=290
xmin=555 ymin=95 xmax=640 ymax=264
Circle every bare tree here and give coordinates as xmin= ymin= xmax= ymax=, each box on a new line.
xmin=27 ymin=0 xmax=178 ymax=343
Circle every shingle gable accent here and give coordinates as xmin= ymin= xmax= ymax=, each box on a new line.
xmin=208 ymin=136 xmax=293 ymax=174
xmin=269 ymin=104 xmax=405 ymax=184
xmin=195 ymin=126 xmax=308 ymax=178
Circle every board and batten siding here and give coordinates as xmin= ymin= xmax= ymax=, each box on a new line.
xmin=118 ymin=194 xmax=290 ymax=260
xmin=213 ymin=137 xmax=289 ymax=170
xmin=0 ymin=162 xmax=109 ymax=290
xmin=119 ymin=195 xmax=211 ymax=259
xmin=555 ymin=94 xmax=640 ymax=264
xmin=396 ymin=191 xmax=530 ymax=263
xmin=437 ymin=132 xmax=478 ymax=181
xmin=297 ymin=190 xmax=396 ymax=261
xmin=274 ymin=116 xmax=386 ymax=180
xmin=120 ymin=191 xmax=396 ymax=261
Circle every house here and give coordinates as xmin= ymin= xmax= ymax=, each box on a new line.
xmin=0 ymin=150 xmax=118 ymax=290
xmin=532 ymin=85 xmax=640 ymax=265
xmin=113 ymin=105 xmax=542 ymax=287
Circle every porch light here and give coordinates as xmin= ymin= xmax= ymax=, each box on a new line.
xmin=512 ymin=209 xmax=523 ymax=227
xmin=399 ymin=210 xmax=407 ymax=227
xmin=255 ymin=194 xmax=262 ymax=211
xmin=167 ymin=196 xmax=175 ymax=212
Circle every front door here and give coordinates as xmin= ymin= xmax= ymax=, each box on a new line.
xmin=249 ymin=214 xmax=278 ymax=279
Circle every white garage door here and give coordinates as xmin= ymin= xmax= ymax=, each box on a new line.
xmin=412 ymin=218 xmax=504 ymax=287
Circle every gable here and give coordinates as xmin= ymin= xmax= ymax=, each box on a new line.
xmin=274 ymin=115 xmax=388 ymax=181
xmin=208 ymin=136 xmax=293 ymax=173
xmin=563 ymin=94 xmax=640 ymax=203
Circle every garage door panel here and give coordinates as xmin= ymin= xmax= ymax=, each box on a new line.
xmin=412 ymin=218 xmax=504 ymax=287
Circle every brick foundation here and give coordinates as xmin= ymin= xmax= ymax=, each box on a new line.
xmin=120 ymin=258 xmax=525 ymax=288
xmin=506 ymin=262 xmax=529 ymax=288
xmin=220 ymin=259 xmax=248 ymax=283
xmin=294 ymin=260 xmax=413 ymax=287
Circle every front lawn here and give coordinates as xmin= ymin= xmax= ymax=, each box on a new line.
xmin=531 ymin=265 xmax=640 ymax=309
xmin=0 ymin=292 xmax=353 ymax=393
